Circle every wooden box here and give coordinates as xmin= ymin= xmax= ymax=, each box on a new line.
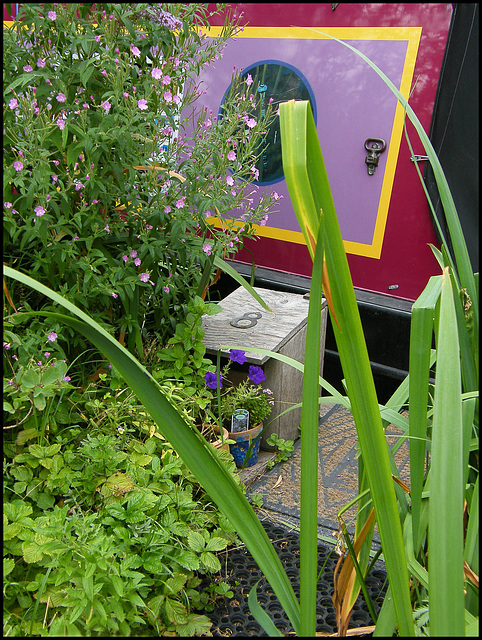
xmin=202 ymin=287 xmax=328 ymax=450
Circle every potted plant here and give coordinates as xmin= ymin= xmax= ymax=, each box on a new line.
xmin=205 ymin=350 xmax=275 ymax=467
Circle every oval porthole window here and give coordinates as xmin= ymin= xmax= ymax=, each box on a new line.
xmin=219 ymin=60 xmax=316 ymax=185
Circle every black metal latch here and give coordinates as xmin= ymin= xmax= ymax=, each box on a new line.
xmin=364 ymin=138 xmax=386 ymax=175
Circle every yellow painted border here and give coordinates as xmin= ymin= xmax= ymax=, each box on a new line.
xmin=206 ymin=26 xmax=422 ymax=258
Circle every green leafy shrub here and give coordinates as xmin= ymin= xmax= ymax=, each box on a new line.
xmin=3 ymin=422 xmax=242 ymax=636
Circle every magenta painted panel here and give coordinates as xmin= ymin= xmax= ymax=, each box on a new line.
xmin=208 ymin=4 xmax=453 ymax=301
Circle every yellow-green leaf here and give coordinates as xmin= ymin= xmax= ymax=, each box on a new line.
xmin=22 ymin=542 xmax=44 ymax=563
xmin=187 ymin=530 xmax=205 ymax=553
xmin=4 ymin=522 xmax=23 ymax=540
xmin=165 ymin=598 xmax=188 ymax=626
xmin=200 ymin=551 xmax=221 ymax=573
xmin=205 ymin=536 xmax=228 ymax=552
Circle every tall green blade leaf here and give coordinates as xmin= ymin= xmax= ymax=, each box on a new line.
xmin=428 ymin=267 xmax=465 ymax=636
xmin=308 ymin=28 xmax=477 ymax=325
xmin=409 ymin=275 xmax=441 ymax=549
xmin=280 ymin=99 xmax=414 ymax=636
xmin=298 ymin=212 xmax=325 ymax=634
xmin=3 ymin=265 xmax=300 ymax=635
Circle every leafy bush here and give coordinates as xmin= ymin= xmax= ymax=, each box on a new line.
xmin=3 ymin=2 xmax=281 ymax=364
xmin=3 ymin=409 xmax=242 ymax=636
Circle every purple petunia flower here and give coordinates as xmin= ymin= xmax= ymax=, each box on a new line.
xmin=229 ymin=349 xmax=247 ymax=365
xmin=205 ymin=371 xmax=222 ymax=390
xmin=248 ymin=365 xmax=265 ymax=384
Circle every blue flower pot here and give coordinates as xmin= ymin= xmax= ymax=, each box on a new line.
xmin=228 ymin=423 xmax=263 ymax=468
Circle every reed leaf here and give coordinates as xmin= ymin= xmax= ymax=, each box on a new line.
xmin=428 ymin=267 xmax=465 ymax=636
xmin=3 ymin=265 xmax=300 ymax=636
xmin=307 ymin=29 xmax=477 ymax=327
xmin=408 ymin=275 xmax=441 ymax=549
xmin=279 ymin=99 xmax=414 ymax=636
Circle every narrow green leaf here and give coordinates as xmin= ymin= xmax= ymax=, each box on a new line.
xmin=409 ymin=275 xmax=441 ymax=550
xmin=308 ymin=29 xmax=477 ymax=327
xmin=298 ymin=207 xmax=325 ymax=634
xmin=428 ymin=268 xmax=464 ymax=636
xmin=248 ymin=581 xmax=284 ymax=637
xmin=213 ymin=256 xmax=272 ymax=312
xmin=4 ymin=266 xmax=301 ymax=635
xmin=82 ymin=574 xmax=94 ymax=602
xmin=110 ymin=575 xmax=124 ymax=598
xmin=279 ymin=100 xmax=414 ymax=636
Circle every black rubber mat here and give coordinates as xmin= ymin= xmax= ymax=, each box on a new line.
xmin=206 ymin=517 xmax=387 ymax=637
